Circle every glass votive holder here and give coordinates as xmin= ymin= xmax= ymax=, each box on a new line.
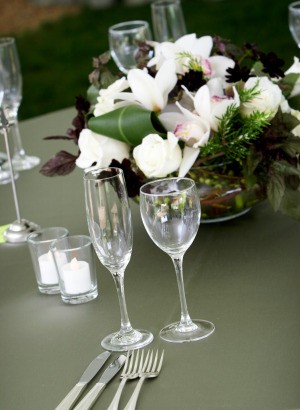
xmin=50 ymin=235 xmax=98 ymax=304
xmin=27 ymin=227 xmax=69 ymax=295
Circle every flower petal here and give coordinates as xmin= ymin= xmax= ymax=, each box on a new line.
xmin=178 ymin=146 xmax=200 ymax=177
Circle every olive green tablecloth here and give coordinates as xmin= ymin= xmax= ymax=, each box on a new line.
xmin=0 ymin=108 xmax=300 ymax=410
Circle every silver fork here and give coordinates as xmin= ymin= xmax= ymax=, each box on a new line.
xmin=107 ymin=350 xmax=147 ymax=410
xmin=123 ymin=350 xmax=164 ymax=410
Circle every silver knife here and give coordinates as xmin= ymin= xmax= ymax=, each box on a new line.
xmin=55 ymin=351 xmax=111 ymax=410
xmin=73 ymin=354 xmax=127 ymax=410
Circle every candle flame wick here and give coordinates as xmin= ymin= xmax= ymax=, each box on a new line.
xmin=70 ymin=257 xmax=80 ymax=270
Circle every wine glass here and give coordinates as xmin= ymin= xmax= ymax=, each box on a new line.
xmin=140 ymin=177 xmax=215 ymax=343
xmin=0 ymin=37 xmax=40 ymax=171
xmin=108 ymin=20 xmax=152 ymax=74
xmin=289 ymin=1 xmax=300 ymax=47
xmin=151 ymin=0 xmax=187 ymax=42
xmin=84 ymin=167 xmax=153 ymax=351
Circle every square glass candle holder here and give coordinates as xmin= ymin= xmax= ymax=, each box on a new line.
xmin=50 ymin=235 xmax=98 ymax=304
xmin=27 ymin=227 xmax=69 ymax=294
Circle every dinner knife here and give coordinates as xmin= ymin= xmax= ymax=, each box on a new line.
xmin=55 ymin=351 xmax=111 ymax=410
xmin=73 ymin=354 xmax=127 ymax=410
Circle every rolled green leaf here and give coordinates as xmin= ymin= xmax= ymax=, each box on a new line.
xmin=88 ymin=105 xmax=166 ymax=146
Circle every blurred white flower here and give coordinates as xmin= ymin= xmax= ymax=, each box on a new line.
xmin=76 ymin=128 xmax=130 ymax=169
xmin=241 ymin=76 xmax=282 ymax=120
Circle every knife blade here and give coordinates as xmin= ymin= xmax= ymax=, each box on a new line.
xmin=55 ymin=350 xmax=111 ymax=410
xmin=73 ymin=354 xmax=127 ymax=410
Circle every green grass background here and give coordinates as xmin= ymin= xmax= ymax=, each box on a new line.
xmin=7 ymin=0 xmax=300 ymax=120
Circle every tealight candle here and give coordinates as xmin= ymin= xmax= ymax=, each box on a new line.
xmin=62 ymin=257 xmax=92 ymax=295
xmin=38 ymin=251 xmax=58 ymax=285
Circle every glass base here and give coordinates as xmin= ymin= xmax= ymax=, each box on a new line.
xmin=3 ymin=155 xmax=40 ymax=171
xmin=38 ymin=284 xmax=60 ymax=295
xmin=0 ymin=169 xmax=19 ymax=185
xmin=159 ymin=319 xmax=215 ymax=343
xmin=61 ymin=288 xmax=98 ymax=305
xmin=101 ymin=328 xmax=153 ymax=352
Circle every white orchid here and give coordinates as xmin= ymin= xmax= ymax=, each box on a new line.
xmin=115 ymin=59 xmax=177 ymax=112
xmin=94 ymin=77 xmax=129 ymax=116
xmin=148 ymin=34 xmax=213 ymax=75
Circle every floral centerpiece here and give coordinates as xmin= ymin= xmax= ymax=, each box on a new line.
xmin=41 ymin=33 xmax=300 ymax=221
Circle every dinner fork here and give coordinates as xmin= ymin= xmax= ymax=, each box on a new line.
xmin=123 ymin=350 xmax=164 ymax=410
xmin=107 ymin=349 xmax=147 ymax=410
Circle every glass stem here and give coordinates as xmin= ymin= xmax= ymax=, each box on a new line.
xmin=112 ymin=273 xmax=133 ymax=334
xmin=9 ymin=120 xmax=25 ymax=158
xmin=171 ymin=255 xmax=194 ymax=327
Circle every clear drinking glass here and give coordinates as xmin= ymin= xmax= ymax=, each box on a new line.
xmin=289 ymin=1 xmax=300 ymax=47
xmin=151 ymin=0 xmax=187 ymax=42
xmin=140 ymin=177 xmax=215 ymax=343
xmin=50 ymin=235 xmax=98 ymax=304
xmin=84 ymin=167 xmax=153 ymax=351
xmin=0 ymin=37 xmax=40 ymax=171
xmin=109 ymin=20 xmax=152 ymax=74
xmin=27 ymin=227 xmax=69 ymax=295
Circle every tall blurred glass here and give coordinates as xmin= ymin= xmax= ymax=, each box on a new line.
xmin=151 ymin=0 xmax=187 ymax=42
xmin=0 ymin=37 xmax=40 ymax=171
xmin=289 ymin=1 xmax=300 ymax=47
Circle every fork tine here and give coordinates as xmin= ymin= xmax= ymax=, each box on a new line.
xmin=151 ymin=350 xmax=158 ymax=372
xmin=157 ymin=350 xmax=164 ymax=373
xmin=145 ymin=350 xmax=153 ymax=372
xmin=122 ymin=350 xmax=131 ymax=376
xmin=129 ymin=350 xmax=136 ymax=373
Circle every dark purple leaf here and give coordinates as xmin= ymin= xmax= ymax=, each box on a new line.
xmin=40 ymin=151 xmax=78 ymax=177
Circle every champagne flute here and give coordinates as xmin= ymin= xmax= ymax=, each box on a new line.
xmin=84 ymin=167 xmax=153 ymax=351
xmin=289 ymin=1 xmax=300 ymax=47
xmin=109 ymin=20 xmax=152 ymax=74
xmin=0 ymin=67 xmax=19 ymax=183
xmin=140 ymin=177 xmax=215 ymax=343
xmin=151 ymin=0 xmax=187 ymax=42
xmin=0 ymin=37 xmax=40 ymax=171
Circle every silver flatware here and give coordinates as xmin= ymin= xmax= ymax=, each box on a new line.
xmin=55 ymin=351 xmax=111 ymax=410
xmin=74 ymin=354 xmax=127 ymax=410
xmin=123 ymin=350 xmax=164 ymax=410
xmin=107 ymin=350 xmax=144 ymax=410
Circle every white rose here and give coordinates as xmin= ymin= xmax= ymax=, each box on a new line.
xmin=285 ymin=57 xmax=300 ymax=98
xmin=76 ymin=128 xmax=130 ymax=169
xmin=133 ymin=132 xmax=182 ymax=178
xmin=241 ymin=76 xmax=282 ymax=120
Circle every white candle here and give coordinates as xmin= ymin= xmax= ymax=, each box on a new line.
xmin=38 ymin=251 xmax=58 ymax=285
xmin=61 ymin=257 xmax=92 ymax=295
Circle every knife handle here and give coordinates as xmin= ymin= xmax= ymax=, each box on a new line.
xmin=73 ymin=382 xmax=106 ymax=410
xmin=55 ymin=382 xmax=86 ymax=410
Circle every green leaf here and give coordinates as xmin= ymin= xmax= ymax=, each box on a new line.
xmin=267 ymin=173 xmax=285 ymax=211
xmin=88 ymin=105 xmax=166 ymax=146
xmin=279 ymin=188 xmax=300 ymax=220
xmin=271 ymin=160 xmax=300 ymax=177
xmin=282 ymin=136 xmax=300 ymax=156
xmin=278 ymin=73 xmax=300 ymax=98
xmin=87 ymin=84 xmax=99 ymax=106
